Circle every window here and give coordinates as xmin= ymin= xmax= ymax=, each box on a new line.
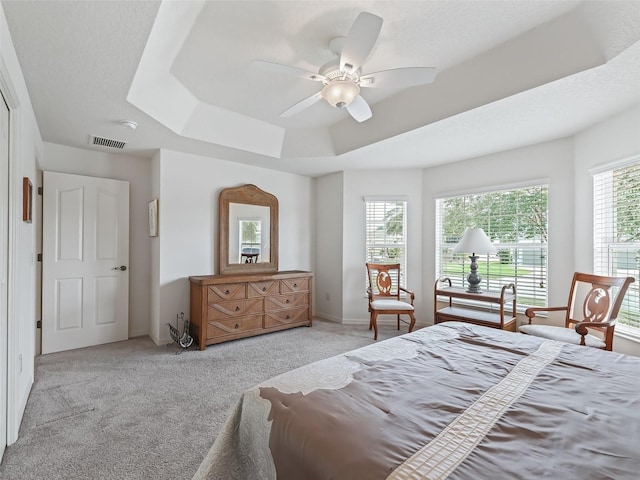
xmin=239 ymin=218 xmax=261 ymax=262
xmin=593 ymin=160 xmax=640 ymax=331
xmin=365 ymin=199 xmax=407 ymax=289
xmin=436 ymin=185 xmax=548 ymax=310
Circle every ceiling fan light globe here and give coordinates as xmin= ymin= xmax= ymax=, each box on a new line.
xmin=321 ymin=80 xmax=360 ymax=108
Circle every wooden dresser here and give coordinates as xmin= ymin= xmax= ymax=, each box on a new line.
xmin=189 ymin=270 xmax=312 ymax=349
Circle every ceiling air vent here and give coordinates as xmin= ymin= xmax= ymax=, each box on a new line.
xmin=89 ymin=135 xmax=126 ymax=149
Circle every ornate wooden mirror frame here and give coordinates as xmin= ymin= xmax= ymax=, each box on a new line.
xmin=219 ymin=184 xmax=279 ymax=274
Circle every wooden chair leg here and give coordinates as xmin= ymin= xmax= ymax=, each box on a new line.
xmin=408 ymin=312 xmax=416 ymax=333
xmin=397 ymin=314 xmax=400 ymax=330
xmin=369 ymin=312 xmax=373 ymax=330
xmin=372 ymin=312 xmax=379 ymax=340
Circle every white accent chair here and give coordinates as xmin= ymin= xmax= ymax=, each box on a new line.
xmin=519 ymin=272 xmax=635 ymax=351
xmin=366 ymin=263 xmax=416 ymax=340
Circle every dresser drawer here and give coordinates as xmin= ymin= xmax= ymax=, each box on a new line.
xmin=208 ymin=283 xmax=246 ymax=303
xmin=264 ymin=292 xmax=308 ymax=312
xmin=281 ymin=277 xmax=309 ymax=294
xmin=207 ymin=315 xmax=263 ymax=338
xmin=247 ymin=280 xmax=279 ymax=297
xmin=264 ymin=306 xmax=309 ymax=328
xmin=208 ymin=298 xmax=263 ymax=320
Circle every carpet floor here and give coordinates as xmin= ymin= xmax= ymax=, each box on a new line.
xmin=0 ymin=319 xmax=407 ymax=479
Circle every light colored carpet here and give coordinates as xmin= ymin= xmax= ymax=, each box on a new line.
xmin=0 ymin=319 xmax=408 ymax=479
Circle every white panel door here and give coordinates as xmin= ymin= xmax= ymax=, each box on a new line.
xmin=42 ymin=172 xmax=129 ymax=354
xmin=0 ymin=88 xmax=10 ymax=461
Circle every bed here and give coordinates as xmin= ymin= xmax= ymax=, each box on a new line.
xmin=192 ymin=322 xmax=640 ymax=479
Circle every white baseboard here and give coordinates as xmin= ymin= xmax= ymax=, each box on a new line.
xmin=314 ymin=313 xmax=370 ymax=325
xmin=129 ymin=329 xmax=148 ymax=339
xmin=314 ymin=314 xmax=432 ymax=328
xmin=314 ymin=313 xmax=345 ymax=323
xmin=340 ymin=318 xmax=370 ymax=325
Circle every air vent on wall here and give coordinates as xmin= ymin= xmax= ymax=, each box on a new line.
xmin=89 ymin=135 xmax=126 ymax=149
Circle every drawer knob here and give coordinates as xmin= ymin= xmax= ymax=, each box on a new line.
xmin=234 ymin=323 xmax=239 ymax=329
xmin=286 ymin=299 xmax=290 ymax=304
xmin=235 ymin=306 xmax=240 ymax=311
xmin=293 ymin=283 xmax=298 ymax=288
xmin=262 ymin=286 xmax=267 ymax=291
xmin=286 ymin=315 xmax=290 ymax=319
xmin=225 ymin=289 xmax=230 ymax=295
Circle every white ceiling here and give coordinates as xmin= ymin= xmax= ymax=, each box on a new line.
xmin=3 ymin=0 xmax=640 ymax=177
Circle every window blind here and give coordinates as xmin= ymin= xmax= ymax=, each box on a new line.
xmin=435 ymin=185 xmax=548 ymax=310
xmin=365 ymin=200 xmax=407 ymax=290
xmin=593 ymin=161 xmax=640 ymax=329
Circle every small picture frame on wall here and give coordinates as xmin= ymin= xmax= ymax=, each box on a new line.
xmin=22 ymin=177 xmax=33 ymax=223
xmin=148 ymin=198 xmax=158 ymax=237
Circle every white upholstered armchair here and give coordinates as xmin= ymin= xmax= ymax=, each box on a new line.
xmin=519 ymin=272 xmax=635 ymax=351
xmin=366 ymin=263 xmax=416 ymax=340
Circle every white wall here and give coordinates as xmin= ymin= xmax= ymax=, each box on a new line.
xmin=42 ymin=143 xmax=152 ymax=338
xmin=0 ymin=2 xmax=43 ymax=444
xmin=341 ymin=169 xmax=424 ymax=323
xmin=150 ymin=149 xmax=314 ymax=345
xmin=422 ymin=138 xmax=575 ymax=321
xmin=314 ymin=172 xmax=344 ymax=322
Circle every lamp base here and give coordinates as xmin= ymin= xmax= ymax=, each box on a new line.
xmin=465 ymin=284 xmax=483 ymax=294
xmin=466 ymin=254 xmax=483 ymax=294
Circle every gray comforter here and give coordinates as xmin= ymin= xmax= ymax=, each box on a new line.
xmin=193 ymin=322 xmax=640 ymax=479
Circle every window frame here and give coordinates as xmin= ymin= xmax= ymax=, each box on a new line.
xmin=365 ymin=197 xmax=408 ymax=291
xmin=435 ymin=183 xmax=549 ymax=312
xmin=592 ymin=156 xmax=640 ymax=336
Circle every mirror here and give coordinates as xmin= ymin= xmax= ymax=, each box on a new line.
xmin=219 ymin=184 xmax=278 ymax=274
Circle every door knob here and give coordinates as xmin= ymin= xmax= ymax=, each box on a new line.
xmin=112 ymin=265 xmax=127 ymax=271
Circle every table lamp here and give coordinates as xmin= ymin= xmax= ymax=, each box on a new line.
xmin=452 ymin=227 xmax=497 ymax=293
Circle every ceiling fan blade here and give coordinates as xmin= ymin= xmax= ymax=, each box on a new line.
xmin=280 ymin=92 xmax=323 ymax=117
xmin=346 ymin=95 xmax=372 ymax=122
xmin=340 ymin=12 xmax=383 ymax=73
xmin=252 ymin=60 xmax=326 ymax=82
xmin=360 ymin=67 xmax=438 ymax=88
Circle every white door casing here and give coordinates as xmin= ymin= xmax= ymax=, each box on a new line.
xmin=0 ymin=88 xmax=9 ymax=461
xmin=42 ymin=172 xmax=129 ymax=354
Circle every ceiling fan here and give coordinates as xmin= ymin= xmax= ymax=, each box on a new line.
xmin=253 ymin=12 xmax=437 ymax=123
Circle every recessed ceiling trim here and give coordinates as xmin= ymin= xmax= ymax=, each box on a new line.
xmin=127 ymin=0 xmax=285 ymax=158
xmin=330 ymin=8 xmax=608 ymax=156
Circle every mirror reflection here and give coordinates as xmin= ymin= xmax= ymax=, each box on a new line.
xmin=228 ymin=203 xmax=270 ymax=264
xmin=219 ymin=184 xmax=278 ymax=274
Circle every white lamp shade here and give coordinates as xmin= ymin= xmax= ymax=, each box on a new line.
xmin=452 ymin=227 xmax=497 ymax=255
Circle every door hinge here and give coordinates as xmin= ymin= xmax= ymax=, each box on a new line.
xmin=38 ymin=186 xmax=43 ymax=195
xmin=37 ymin=253 xmax=42 ymax=262
xmin=36 ymin=320 xmax=42 ymax=328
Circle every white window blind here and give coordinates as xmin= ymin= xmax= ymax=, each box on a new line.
xmin=365 ymin=200 xmax=407 ymax=289
xmin=436 ymin=185 xmax=548 ymax=310
xmin=593 ymin=161 xmax=640 ymax=330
